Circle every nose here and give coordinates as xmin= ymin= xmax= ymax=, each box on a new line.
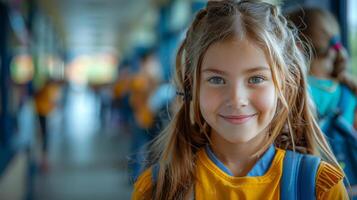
xmin=225 ymin=82 xmax=249 ymax=108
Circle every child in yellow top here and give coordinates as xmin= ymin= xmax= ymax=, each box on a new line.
xmin=132 ymin=0 xmax=349 ymax=199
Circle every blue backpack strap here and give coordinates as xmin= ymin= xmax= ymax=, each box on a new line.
xmin=281 ymin=150 xmax=321 ymax=200
xmin=336 ymin=85 xmax=357 ymax=123
xmin=281 ymin=150 xmax=302 ymax=200
xmin=337 ymin=85 xmax=349 ymax=114
xmin=299 ymin=154 xmax=321 ymax=199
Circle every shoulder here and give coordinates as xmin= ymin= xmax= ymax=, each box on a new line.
xmin=282 ymin=150 xmax=347 ymax=199
xmin=316 ymin=161 xmax=348 ymax=199
xmin=132 ymin=168 xmax=153 ymax=200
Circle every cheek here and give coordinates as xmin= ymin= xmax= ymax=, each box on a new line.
xmin=199 ymin=86 xmax=222 ymax=116
xmin=252 ymin=86 xmax=277 ymax=116
xmin=199 ymin=86 xmax=209 ymax=118
xmin=312 ymin=37 xmax=329 ymax=53
xmin=199 ymin=88 xmax=212 ymax=114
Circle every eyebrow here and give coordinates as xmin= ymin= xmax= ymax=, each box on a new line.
xmin=202 ymin=66 xmax=270 ymax=74
xmin=201 ymin=68 xmax=227 ymax=75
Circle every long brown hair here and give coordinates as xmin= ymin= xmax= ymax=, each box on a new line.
xmin=147 ymin=1 xmax=340 ymax=199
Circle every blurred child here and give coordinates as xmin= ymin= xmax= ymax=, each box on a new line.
xmin=287 ymin=7 xmax=357 ymax=127
xmin=34 ymin=79 xmax=60 ymax=172
xmin=287 ymin=7 xmax=357 ymax=194
xmin=128 ymin=49 xmax=163 ymax=182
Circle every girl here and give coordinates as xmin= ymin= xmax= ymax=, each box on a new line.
xmin=132 ymin=1 xmax=348 ymax=199
xmin=287 ymin=7 xmax=357 ymax=129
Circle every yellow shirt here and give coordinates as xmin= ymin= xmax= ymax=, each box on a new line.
xmin=132 ymin=148 xmax=348 ymax=199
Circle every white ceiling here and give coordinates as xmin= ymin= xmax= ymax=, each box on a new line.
xmin=49 ymin=0 xmax=159 ymax=56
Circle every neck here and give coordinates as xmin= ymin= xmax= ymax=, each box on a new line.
xmin=210 ymin=131 xmax=269 ymax=176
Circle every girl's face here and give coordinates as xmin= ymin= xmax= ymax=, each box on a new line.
xmin=309 ymin=17 xmax=341 ymax=76
xmin=199 ymin=39 xmax=277 ymax=144
xmin=309 ymin=15 xmax=339 ymax=57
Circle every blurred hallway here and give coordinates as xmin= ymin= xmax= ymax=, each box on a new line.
xmin=31 ymin=85 xmax=132 ymax=200
xmin=1 ymin=0 xmax=357 ymax=199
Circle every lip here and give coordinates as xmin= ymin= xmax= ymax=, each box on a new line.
xmin=219 ymin=113 xmax=257 ymax=124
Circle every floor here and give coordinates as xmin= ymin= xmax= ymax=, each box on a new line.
xmin=32 ymin=85 xmax=133 ymax=200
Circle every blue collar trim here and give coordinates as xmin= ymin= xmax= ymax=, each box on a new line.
xmin=205 ymin=144 xmax=276 ymax=177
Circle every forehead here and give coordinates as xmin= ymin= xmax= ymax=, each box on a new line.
xmin=201 ymin=38 xmax=271 ymax=72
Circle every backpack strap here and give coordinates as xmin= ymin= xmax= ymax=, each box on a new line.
xmin=337 ymin=85 xmax=349 ymax=115
xmin=299 ymin=154 xmax=321 ymax=199
xmin=281 ymin=151 xmax=301 ymax=200
xmin=281 ymin=150 xmax=321 ymax=200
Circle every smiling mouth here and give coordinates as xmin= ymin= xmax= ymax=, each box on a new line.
xmin=219 ymin=113 xmax=257 ymax=124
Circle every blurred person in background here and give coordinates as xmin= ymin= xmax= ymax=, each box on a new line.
xmin=287 ymin=8 xmax=357 ymax=124
xmin=112 ymin=63 xmax=134 ymax=133
xmin=127 ymin=48 xmax=165 ymax=183
xmin=113 ymin=52 xmax=175 ymax=183
xmin=34 ymin=79 xmax=61 ymax=172
xmin=287 ymin=7 xmax=357 ymax=195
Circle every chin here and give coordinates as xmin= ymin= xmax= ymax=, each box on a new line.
xmin=221 ymin=134 xmax=258 ymax=144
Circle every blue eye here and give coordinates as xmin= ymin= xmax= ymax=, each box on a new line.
xmin=208 ymin=76 xmax=225 ymax=85
xmin=248 ymin=76 xmax=265 ymax=84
